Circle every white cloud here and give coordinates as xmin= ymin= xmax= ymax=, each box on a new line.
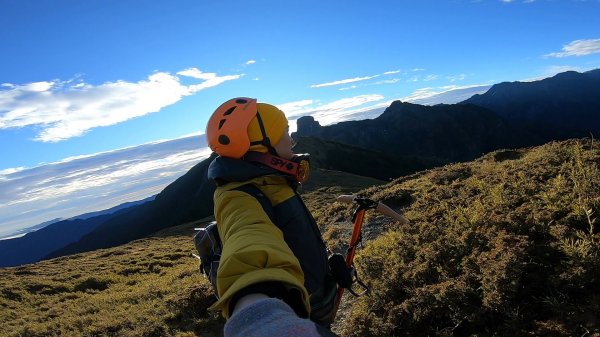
xmin=245 ymin=60 xmax=256 ymax=65
xmin=424 ymin=74 xmax=439 ymax=81
xmin=0 ymin=69 xmax=241 ymax=142
xmin=176 ymin=68 xmax=218 ymax=80
xmin=412 ymin=68 xmax=425 ymax=72
xmin=310 ymin=69 xmax=411 ymax=89
xmin=372 ymin=79 xmax=400 ymax=85
xmin=177 ymin=67 xmax=243 ymax=91
xmin=310 ymin=75 xmax=379 ymax=88
xmin=401 ymin=84 xmax=492 ymax=105
xmin=402 ymin=87 xmax=436 ymax=101
xmin=280 ymin=94 xmax=385 ymax=129
xmin=447 ymin=74 xmax=467 ymax=82
xmin=317 ymin=95 xmax=385 ymax=112
xmin=542 ymin=65 xmax=583 ymax=78
xmin=0 ymin=167 xmax=26 ymax=179
xmin=0 ymin=135 xmax=213 ymax=238
xmin=276 ymin=100 xmax=315 ymax=116
xmin=500 ymin=0 xmax=536 ymax=4
xmin=546 ymin=39 xmax=600 ymax=58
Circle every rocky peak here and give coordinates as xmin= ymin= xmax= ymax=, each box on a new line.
xmin=294 ymin=115 xmax=322 ymax=137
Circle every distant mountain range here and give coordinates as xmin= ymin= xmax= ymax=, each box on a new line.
xmin=45 ymin=153 xmax=219 ymax=259
xmin=294 ymin=69 xmax=600 ymax=162
xmin=463 ymin=69 xmax=600 ymax=137
xmin=1 ymin=69 xmax=599 ymax=268
xmin=294 ymin=102 xmax=523 ymax=162
xmin=0 ymin=197 xmax=153 ymax=267
xmin=1 ymin=218 xmax=62 ymax=240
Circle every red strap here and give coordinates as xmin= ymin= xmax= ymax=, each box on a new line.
xmin=243 ymin=152 xmax=300 ymax=176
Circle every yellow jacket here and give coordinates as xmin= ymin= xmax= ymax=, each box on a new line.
xmin=209 ymin=175 xmax=311 ymax=318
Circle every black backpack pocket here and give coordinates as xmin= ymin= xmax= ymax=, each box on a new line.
xmin=328 ymin=253 xmax=353 ymax=289
xmin=193 ymin=221 xmax=222 ymax=297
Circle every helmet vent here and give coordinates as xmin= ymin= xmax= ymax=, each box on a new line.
xmin=218 ymin=135 xmax=230 ymax=145
xmin=218 ymin=119 xmax=226 ymax=130
xmin=235 ymin=98 xmax=248 ymax=104
xmin=223 ymin=107 xmax=236 ymax=116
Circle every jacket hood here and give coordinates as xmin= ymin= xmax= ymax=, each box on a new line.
xmin=208 ymin=155 xmax=284 ymax=184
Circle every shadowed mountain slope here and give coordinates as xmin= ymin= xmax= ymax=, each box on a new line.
xmin=462 ymin=69 xmax=600 ymax=137
xmin=294 ymin=102 xmax=529 ymax=162
xmin=44 ymin=137 xmax=395 ymax=260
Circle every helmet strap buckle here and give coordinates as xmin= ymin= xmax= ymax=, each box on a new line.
xmin=243 ymin=152 xmax=310 ymax=183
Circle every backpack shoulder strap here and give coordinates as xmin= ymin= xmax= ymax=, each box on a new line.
xmin=195 ymin=184 xmax=279 ymax=299
xmin=233 ymin=184 xmax=277 ymax=225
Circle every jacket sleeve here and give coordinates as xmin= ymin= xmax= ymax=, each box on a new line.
xmin=209 ymin=187 xmax=311 ymax=319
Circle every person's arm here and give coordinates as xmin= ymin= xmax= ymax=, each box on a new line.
xmin=225 ymin=297 xmax=332 ymax=337
xmin=232 ymin=293 xmax=270 ymax=313
xmin=210 ymin=188 xmax=311 ymax=319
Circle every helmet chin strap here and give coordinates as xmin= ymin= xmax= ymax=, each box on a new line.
xmin=248 ymin=110 xmax=279 ymax=157
xmin=243 ymin=152 xmax=310 ymax=184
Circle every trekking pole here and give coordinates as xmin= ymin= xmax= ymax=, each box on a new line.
xmin=332 ymin=195 xmax=410 ymax=320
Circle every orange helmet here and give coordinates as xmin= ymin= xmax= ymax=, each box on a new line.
xmin=206 ymin=97 xmax=288 ymax=159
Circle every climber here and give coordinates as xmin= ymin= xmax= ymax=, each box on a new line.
xmin=205 ymin=97 xmax=339 ymax=336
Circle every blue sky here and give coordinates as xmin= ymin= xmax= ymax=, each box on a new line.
xmin=1 ymin=0 xmax=600 ymax=237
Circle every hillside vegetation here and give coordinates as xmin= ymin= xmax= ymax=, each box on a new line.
xmin=1 ymin=138 xmax=598 ymax=336
xmin=0 ymin=220 xmax=224 ymax=337
xmin=316 ymin=138 xmax=599 ymax=336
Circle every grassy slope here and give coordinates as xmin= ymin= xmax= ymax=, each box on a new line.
xmin=0 ymin=219 xmax=223 ymax=337
xmin=316 ymin=139 xmax=599 ymax=336
xmin=1 ymin=139 xmax=598 ymax=337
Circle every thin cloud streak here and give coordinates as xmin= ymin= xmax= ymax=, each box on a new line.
xmin=401 ymin=84 xmax=492 ymax=105
xmin=311 ymin=75 xmax=379 ymax=88
xmin=0 ymin=69 xmax=241 ymax=142
xmin=310 ymin=68 xmax=405 ymax=89
xmin=546 ymin=39 xmax=600 ymax=58
xmin=447 ymin=74 xmax=467 ymax=82
xmin=281 ymin=94 xmax=385 ymax=128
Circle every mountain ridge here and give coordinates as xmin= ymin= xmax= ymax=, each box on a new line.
xmin=462 ymin=69 xmax=600 ymax=135
xmin=0 ymin=196 xmax=157 ymax=267
xmin=295 ymin=69 xmax=600 ymax=163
